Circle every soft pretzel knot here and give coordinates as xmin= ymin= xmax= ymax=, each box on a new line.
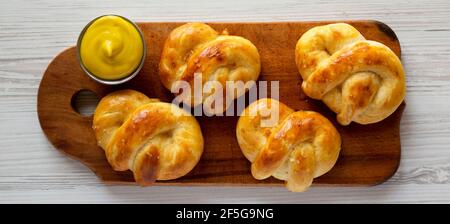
xmin=159 ymin=22 xmax=261 ymax=114
xmin=236 ymin=99 xmax=341 ymax=192
xmin=295 ymin=23 xmax=406 ymax=125
xmin=93 ymin=90 xmax=204 ymax=186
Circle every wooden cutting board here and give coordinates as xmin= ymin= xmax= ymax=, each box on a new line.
xmin=37 ymin=21 xmax=404 ymax=187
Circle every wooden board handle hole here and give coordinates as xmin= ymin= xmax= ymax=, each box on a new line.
xmin=71 ymin=89 xmax=100 ymax=117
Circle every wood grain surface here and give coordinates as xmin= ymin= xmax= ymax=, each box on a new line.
xmin=1 ymin=0 xmax=450 ymax=203
xmin=37 ymin=21 xmax=403 ymax=186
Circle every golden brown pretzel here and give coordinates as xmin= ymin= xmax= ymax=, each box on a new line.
xmin=93 ymin=90 xmax=204 ymax=186
xmin=295 ymin=23 xmax=406 ymax=125
xmin=236 ymin=99 xmax=341 ymax=192
xmin=159 ymin=23 xmax=261 ymax=114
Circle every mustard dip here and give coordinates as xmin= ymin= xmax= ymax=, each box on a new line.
xmin=79 ymin=15 xmax=144 ymax=80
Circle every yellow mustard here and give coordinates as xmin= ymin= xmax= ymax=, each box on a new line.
xmin=79 ymin=15 xmax=144 ymax=80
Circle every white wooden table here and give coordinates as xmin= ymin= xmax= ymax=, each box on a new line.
xmin=1 ymin=0 xmax=449 ymax=203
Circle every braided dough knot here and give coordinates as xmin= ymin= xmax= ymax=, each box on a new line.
xmin=295 ymin=23 xmax=406 ymax=125
xmin=236 ymin=99 xmax=341 ymax=192
xmin=159 ymin=23 xmax=261 ymax=113
xmin=93 ymin=90 xmax=203 ymax=186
